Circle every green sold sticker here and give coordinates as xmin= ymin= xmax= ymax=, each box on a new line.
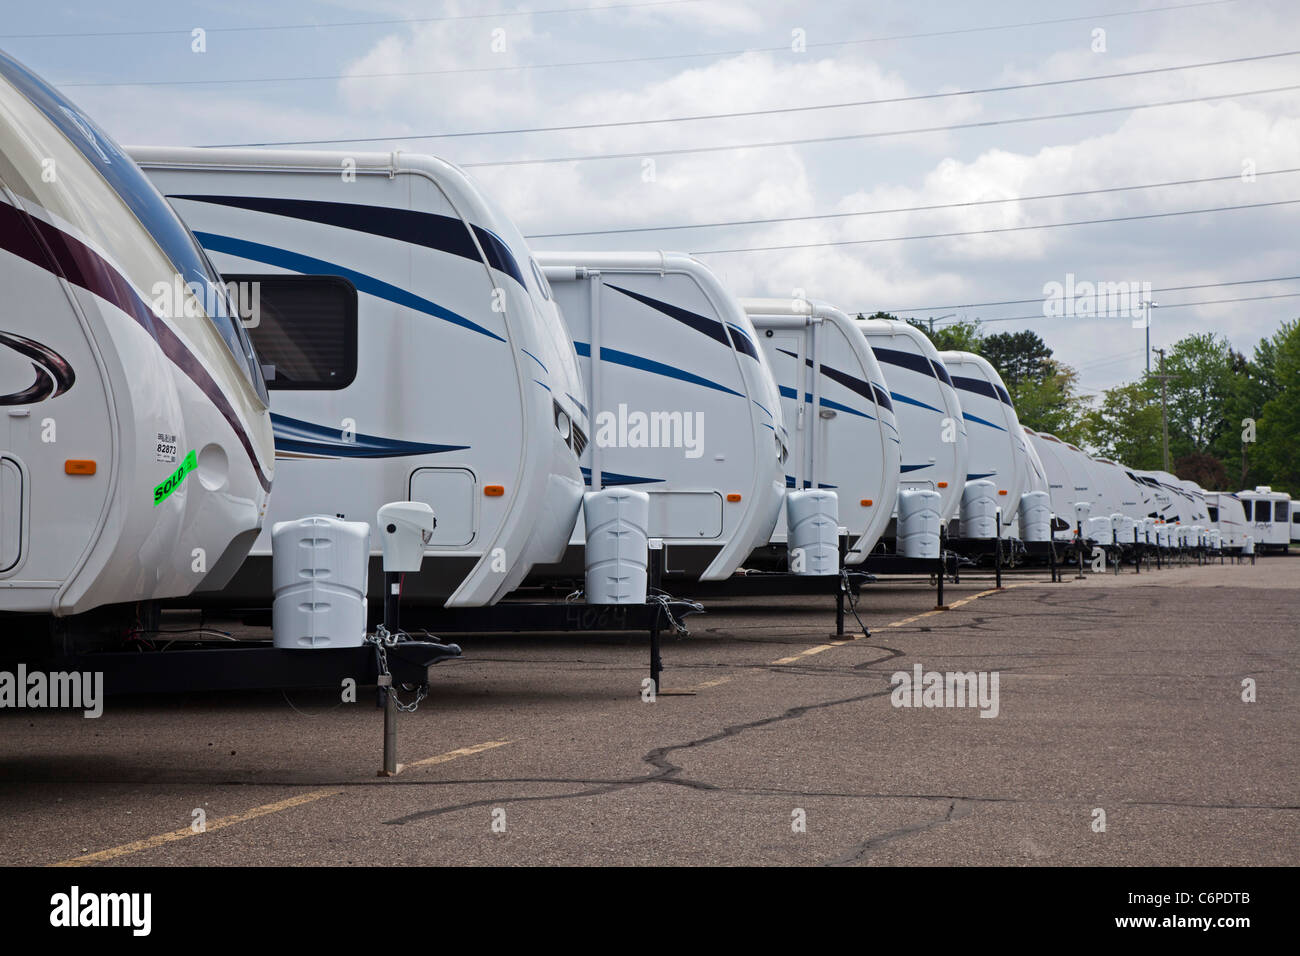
xmin=153 ymin=449 xmax=197 ymax=506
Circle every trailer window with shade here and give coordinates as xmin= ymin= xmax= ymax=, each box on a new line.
xmin=225 ymin=275 xmax=358 ymax=390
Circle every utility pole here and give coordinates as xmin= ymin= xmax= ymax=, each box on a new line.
xmin=1141 ymin=300 xmax=1159 ymax=374
xmin=1152 ymin=347 xmax=1172 ymax=471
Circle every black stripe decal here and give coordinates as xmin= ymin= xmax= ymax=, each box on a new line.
xmin=606 ymin=284 xmax=732 ymax=348
xmin=169 ymin=194 xmax=526 ymax=288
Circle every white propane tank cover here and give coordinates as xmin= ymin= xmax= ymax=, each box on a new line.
xmin=1018 ymin=491 xmax=1051 ymax=543
xmin=1074 ymin=500 xmax=1092 ymax=528
xmin=1210 ymin=530 xmax=1222 ymax=549
xmin=898 ymin=489 xmax=942 ymax=558
xmin=584 ymin=488 xmax=650 ymax=604
xmin=272 ymin=516 xmax=370 ymax=649
xmin=1116 ymin=515 xmax=1136 ymax=541
xmin=1243 ymin=535 xmax=1255 ymax=554
xmin=786 ymin=489 xmax=839 ymax=575
xmin=377 ymin=501 xmax=435 ymax=572
xmin=1086 ymin=515 xmax=1112 ymax=543
xmin=960 ymin=479 xmax=998 ymax=539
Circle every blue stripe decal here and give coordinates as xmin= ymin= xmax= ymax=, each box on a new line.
xmin=778 ymin=386 xmax=870 ymax=418
xmin=890 ymin=390 xmax=944 ymax=414
xmin=581 ymin=466 xmax=664 ymax=486
xmin=962 ymin=411 xmax=1007 ymax=432
xmin=566 ymin=392 xmax=589 ymax=417
xmin=900 ymin=463 xmax=932 ymax=473
xmin=574 ymin=341 xmax=743 ymax=397
xmin=819 ymin=396 xmax=873 ymax=420
xmin=786 ymin=476 xmax=840 ymax=489
xmin=272 ymin=412 xmax=468 ymax=458
xmin=533 ymin=379 xmax=551 ymax=392
xmin=194 ymin=232 xmax=507 ymax=344
xmin=522 ymin=348 xmax=547 ymax=372
xmin=753 ymin=399 xmax=773 ymax=419
xmin=967 ymin=472 xmax=996 ymax=480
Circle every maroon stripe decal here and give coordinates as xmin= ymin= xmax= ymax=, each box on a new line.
xmin=0 ymin=202 xmax=271 ymax=491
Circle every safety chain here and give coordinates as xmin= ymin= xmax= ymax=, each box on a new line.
xmin=840 ymin=569 xmax=872 ymax=638
xmin=648 ymin=590 xmax=703 ymax=636
xmin=365 ymin=627 xmax=428 ymax=712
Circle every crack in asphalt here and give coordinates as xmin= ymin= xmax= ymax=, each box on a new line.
xmin=825 ymin=798 xmax=974 ymax=866
xmin=382 ymin=646 xmax=908 ymax=826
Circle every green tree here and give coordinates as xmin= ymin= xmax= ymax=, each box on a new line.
xmin=1159 ymin=332 xmax=1236 ymax=461
xmin=1254 ymin=319 xmax=1300 ymax=492
xmin=1012 ymin=361 xmax=1091 ymax=444
xmin=903 ymin=317 xmax=984 ymax=353
xmin=1085 ymin=380 xmax=1163 ymax=469
xmin=982 ymin=331 xmax=1054 ymax=391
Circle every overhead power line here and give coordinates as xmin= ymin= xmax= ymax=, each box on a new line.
xmin=56 ymin=38 xmax=1289 ymax=139
xmin=0 ymin=0 xmax=701 ymax=39
xmin=880 ymin=274 xmax=1300 ymax=315
xmin=690 ymin=198 xmax=1300 ymax=255
xmin=40 ymin=0 xmax=1245 ymax=74
xmin=916 ymin=291 xmax=1300 ymax=327
xmin=525 ymin=167 xmax=1300 ymax=239
xmin=207 ymin=53 xmax=1299 ymax=147
xmin=448 ymin=84 xmax=1300 ymax=168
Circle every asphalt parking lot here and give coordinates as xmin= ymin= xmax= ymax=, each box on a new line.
xmin=2 ymin=556 xmax=1296 ymax=867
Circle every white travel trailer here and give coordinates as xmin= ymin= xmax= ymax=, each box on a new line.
xmin=1176 ymin=479 xmax=1210 ymax=525
xmin=741 ymin=297 xmax=900 ymax=561
xmin=1133 ymin=470 xmax=1191 ymax=525
xmin=534 ymin=252 xmax=786 ymax=580
xmin=939 ymin=351 xmax=1025 ymax=532
xmin=857 ymin=319 xmax=969 ymax=523
xmin=1025 ymin=430 xmax=1092 ymax=539
xmin=1238 ymin=486 xmax=1291 ymax=551
xmin=0 ymin=52 xmax=275 ymax=623
xmin=132 ymin=146 xmax=586 ymax=606
xmin=1206 ymin=492 xmax=1248 ymax=550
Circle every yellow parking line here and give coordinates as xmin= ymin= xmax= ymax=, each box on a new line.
xmin=769 ymin=637 xmax=855 ymax=666
xmin=49 ymin=789 xmax=341 ymax=867
xmin=691 ymin=676 xmax=734 ymax=690
xmin=49 ymin=739 xmax=510 ymax=867
xmin=887 ymin=609 xmax=945 ymax=628
xmin=405 ymin=739 xmax=510 ymax=769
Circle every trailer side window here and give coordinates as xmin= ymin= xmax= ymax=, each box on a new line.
xmin=1275 ymin=501 xmax=1289 ymax=522
xmin=1240 ymin=500 xmax=1251 ymax=520
xmin=225 ymin=275 xmax=358 ymax=390
xmin=1207 ymin=506 xmax=1218 ymax=522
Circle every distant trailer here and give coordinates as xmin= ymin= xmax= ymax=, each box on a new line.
xmin=856 ymin=319 xmax=969 ymax=523
xmin=939 ymin=351 xmax=1026 ymax=533
xmin=1206 ymin=491 xmax=1248 ymax=550
xmin=1237 ymin=485 xmax=1291 ymax=552
xmin=1025 ymin=430 xmax=1093 ymax=539
xmin=534 ymin=251 xmax=786 ymax=582
xmin=742 ymin=297 xmax=900 ymax=563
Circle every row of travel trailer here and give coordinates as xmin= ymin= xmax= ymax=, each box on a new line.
xmin=0 ymin=51 xmax=1290 ymax=653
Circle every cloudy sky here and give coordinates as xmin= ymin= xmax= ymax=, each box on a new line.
xmin=5 ymin=0 xmax=1297 ymax=398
